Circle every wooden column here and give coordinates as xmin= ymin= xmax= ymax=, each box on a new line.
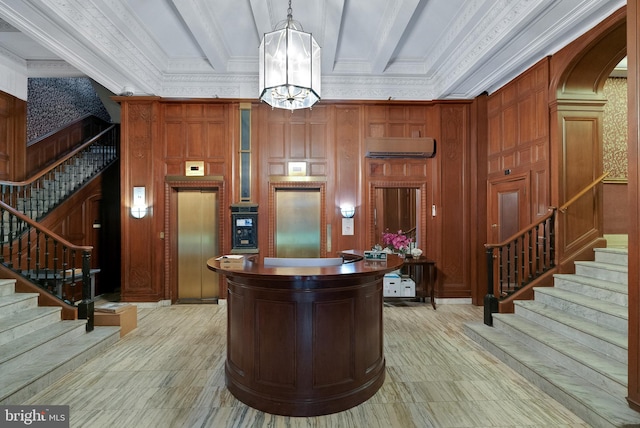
xmin=118 ymin=97 xmax=162 ymax=302
xmin=627 ymin=0 xmax=640 ymax=412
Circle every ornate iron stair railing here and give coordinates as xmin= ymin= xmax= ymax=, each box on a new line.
xmin=0 ymin=125 xmax=118 ymax=221
xmin=0 ymin=201 xmax=94 ymax=330
xmin=0 ymin=124 xmax=118 ymax=331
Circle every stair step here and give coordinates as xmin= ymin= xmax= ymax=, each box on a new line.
xmin=533 ymin=287 xmax=627 ymax=333
xmin=464 ymin=322 xmax=640 ymax=428
xmin=0 ymin=307 xmax=62 ymax=346
xmin=0 ymin=293 xmax=40 ymax=317
xmin=594 ymin=247 xmax=628 ymax=265
xmin=0 ymin=279 xmax=16 ymax=296
xmin=514 ymin=300 xmax=627 ymax=364
xmin=0 ymin=320 xmax=86 ymax=365
xmin=0 ymin=325 xmax=121 ymax=404
xmin=492 ymin=312 xmax=627 ymax=397
xmin=574 ymin=260 xmax=627 ymax=285
xmin=553 ymin=273 xmax=628 ymax=307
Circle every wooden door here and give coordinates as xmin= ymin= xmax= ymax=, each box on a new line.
xmin=488 ymin=175 xmax=530 ymax=244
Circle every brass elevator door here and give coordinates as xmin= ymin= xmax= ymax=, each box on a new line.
xmin=177 ymin=189 xmax=219 ymax=302
xmin=275 ymin=189 xmax=321 ymax=257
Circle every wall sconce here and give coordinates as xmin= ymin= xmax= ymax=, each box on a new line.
xmin=340 ymin=206 xmax=355 ymax=218
xmin=340 ymin=206 xmax=355 ymax=236
xmin=131 ymin=186 xmax=147 ymax=219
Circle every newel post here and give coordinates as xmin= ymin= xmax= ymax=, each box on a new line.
xmin=484 ymin=246 xmax=498 ymax=326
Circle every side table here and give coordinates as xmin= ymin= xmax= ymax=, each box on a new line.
xmin=402 ymin=257 xmax=436 ymax=309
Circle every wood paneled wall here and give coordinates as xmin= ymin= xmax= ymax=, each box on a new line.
xmin=25 ymin=115 xmax=111 ymax=176
xmin=486 ymin=58 xmax=550 ymax=220
xmin=118 ymin=99 xmax=473 ymax=302
xmin=0 ymin=92 xmax=26 ymax=181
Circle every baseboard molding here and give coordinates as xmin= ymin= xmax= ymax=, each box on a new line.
xmin=436 ymin=298 xmax=472 ymax=305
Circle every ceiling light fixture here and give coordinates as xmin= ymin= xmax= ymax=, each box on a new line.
xmin=258 ymin=0 xmax=321 ymax=110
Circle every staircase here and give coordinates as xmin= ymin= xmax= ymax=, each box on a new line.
xmin=465 ymin=247 xmax=640 ymax=428
xmin=0 ymin=124 xmax=121 ymax=404
xmin=0 ymin=278 xmax=119 ymax=404
xmin=10 ymin=143 xmax=117 ymax=222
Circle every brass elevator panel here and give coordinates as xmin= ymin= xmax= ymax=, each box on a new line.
xmin=177 ymin=190 xmax=219 ymax=301
xmin=275 ymin=189 xmax=321 ymax=258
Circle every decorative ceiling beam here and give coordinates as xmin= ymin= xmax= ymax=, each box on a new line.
xmin=0 ymin=0 xmax=163 ymax=95
xmin=370 ymin=0 xmax=421 ymax=75
xmin=318 ymin=0 xmax=345 ymax=74
xmin=171 ymin=0 xmax=228 ymax=72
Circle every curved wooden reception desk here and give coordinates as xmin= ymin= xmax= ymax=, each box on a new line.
xmin=207 ymin=252 xmax=403 ymax=416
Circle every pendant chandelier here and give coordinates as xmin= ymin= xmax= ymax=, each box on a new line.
xmin=258 ymin=0 xmax=321 ymax=110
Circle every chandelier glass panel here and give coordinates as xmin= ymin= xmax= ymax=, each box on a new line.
xmin=259 ymin=1 xmax=321 ymax=110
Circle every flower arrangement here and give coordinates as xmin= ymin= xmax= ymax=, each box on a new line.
xmin=381 ymin=229 xmax=413 ymax=254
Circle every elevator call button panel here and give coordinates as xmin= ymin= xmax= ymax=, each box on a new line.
xmin=231 ymin=203 xmax=258 ymax=254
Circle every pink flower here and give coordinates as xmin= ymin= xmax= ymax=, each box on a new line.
xmin=381 ymin=230 xmax=413 ymax=252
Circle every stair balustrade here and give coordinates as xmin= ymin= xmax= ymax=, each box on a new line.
xmin=484 ymin=209 xmax=556 ymax=326
xmin=0 ymin=125 xmax=118 ymax=221
xmin=0 ymin=124 xmax=119 ymax=332
xmin=484 ymin=173 xmax=609 ymax=326
xmin=0 ymin=202 xmax=94 ymax=330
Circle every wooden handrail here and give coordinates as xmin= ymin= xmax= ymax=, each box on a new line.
xmin=485 ymin=207 xmax=556 ymax=249
xmin=558 ymin=171 xmax=609 ymax=213
xmin=0 ymin=125 xmax=116 ymax=187
xmin=0 ymin=200 xmax=93 ymax=252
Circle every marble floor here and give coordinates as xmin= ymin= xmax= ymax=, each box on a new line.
xmin=24 ymin=302 xmax=589 ymax=428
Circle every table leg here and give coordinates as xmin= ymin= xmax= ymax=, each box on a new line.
xmin=429 ymin=263 xmax=436 ymax=310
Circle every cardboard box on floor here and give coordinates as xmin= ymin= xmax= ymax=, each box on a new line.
xmin=94 ymin=304 xmax=137 ymax=337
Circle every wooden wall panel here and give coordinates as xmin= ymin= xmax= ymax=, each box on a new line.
xmin=603 ymin=182 xmax=628 ymax=234
xmin=486 ymin=59 xmax=550 ymax=249
xmin=117 ymin=99 xmax=472 ymax=301
xmin=26 ymin=115 xmax=109 ymax=177
xmin=556 ymin=109 xmax=604 ymax=256
xmin=334 ymin=105 xmax=362 ymax=252
xmin=120 ymin=100 xmax=159 ymax=302
xmin=627 ymin=1 xmax=639 ymax=409
xmin=0 ymin=92 xmax=25 ymax=181
xmin=438 ymin=104 xmax=470 ymax=297
xmin=164 ymin=122 xmax=183 ymax=159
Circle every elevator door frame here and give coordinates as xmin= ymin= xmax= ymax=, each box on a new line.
xmin=268 ymin=180 xmax=327 ymax=257
xmin=165 ymin=178 xmax=226 ymax=303
xmin=177 ymin=189 xmax=219 ymax=302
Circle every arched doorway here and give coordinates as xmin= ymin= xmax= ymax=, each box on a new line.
xmin=549 ymin=8 xmax=626 ymax=269
xmin=548 ymin=6 xmax=639 ymax=410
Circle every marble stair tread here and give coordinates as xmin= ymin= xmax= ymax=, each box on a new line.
xmin=464 ymin=322 xmax=640 ymax=428
xmin=575 ymin=260 xmax=628 ymax=273
xmin=0 ymin=320 xmax=86 ymax=365
xmin=533 ymin=287 xmax=628 ymax=321
xmin=0 ymin=326 xmax=120 ymax=404
xmin=0 ymin=280 xmax=16 ymax=296
xmin=594 ymin=247 xmax=629 ymax=265
xmin=0 ymin=293 xmax=39 ymax=312
xmin=515 ymin=300 xmax=627 ymax=352
xmin=0 ymin=307 xmax=62 ymax=336
xmin=553 ymin=273 xmax=628 ymax=295
xmin=574 ymin=261 xmax=628 ymax=283
xmin=492 ymin=313 xmax=627 ymax=394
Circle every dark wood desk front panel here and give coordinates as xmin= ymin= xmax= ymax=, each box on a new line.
xmin=209 ymin=254 xmax=403 ymax=416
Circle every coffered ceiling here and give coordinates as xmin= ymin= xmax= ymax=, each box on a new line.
xmin=0 ymin=0 xmax=626 ymax=101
